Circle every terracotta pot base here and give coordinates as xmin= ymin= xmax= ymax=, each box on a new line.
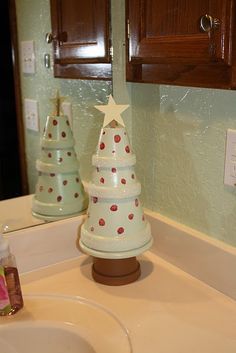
xmin=92 ymin=257 xmax=141 ymax=286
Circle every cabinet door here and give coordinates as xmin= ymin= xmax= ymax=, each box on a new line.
xmin=50 ymin=0 xmax=111 ymax=79
xmin=127 ymin=0 xmax=236 ymax=89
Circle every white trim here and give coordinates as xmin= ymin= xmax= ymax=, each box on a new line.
xmin=36 ymin=160 xmax=79 ymax=173
xmin=88 ymin=182 xmax=141 ymax=198
xmin=92 ymin=154 xmax=136 ymax=167
xmin=41 ymin=138 xmax=75 ymax=149
xmin=80 ymin=222 xmax=153 ymax=258
xmin=79 ymin=236 xmax=153 ymax=259
xmin=145 ymin=209 xmax=236 ymax=301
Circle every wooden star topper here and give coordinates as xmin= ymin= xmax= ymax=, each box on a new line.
xmin=95 ymin=95 xmax=129 ymax=127
xmin=50 ymin=89 xmax=66 ymax=116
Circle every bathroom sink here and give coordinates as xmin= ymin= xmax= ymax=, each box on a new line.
xmin=0 ymin=294 xmax=132 ymax=353
xmin=0 ymin=321 xmax=96 ymax=353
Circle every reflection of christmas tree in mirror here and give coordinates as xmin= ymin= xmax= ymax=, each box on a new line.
xmin=32 ymin=92 xmax=87 ymax=221
xmin=80 ymin=95 xmax=153 ymax=285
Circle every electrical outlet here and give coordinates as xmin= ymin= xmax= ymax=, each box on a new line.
xmin=62 ymin=102 xmax=73 ymax=128
xmin=21 ymin=40 xmax=36 ymax=74
xmin=224 ymin=129 xmax=236 ymax=186
xmin=24 ymin=99 xmax=39 ymax=132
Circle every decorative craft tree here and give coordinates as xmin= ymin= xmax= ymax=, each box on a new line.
xmin=32 ymin=92 xmax=87 ymax=221
xmin=80 ymin=95 xmax=153 ymax=285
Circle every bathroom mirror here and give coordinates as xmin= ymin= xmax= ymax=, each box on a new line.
xmin=1 ymin=0 xmax=114 ymax=233
xmin=0 ymin=195 xmax=45 ymax=233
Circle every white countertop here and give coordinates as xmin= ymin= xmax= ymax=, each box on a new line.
xmin=3 ymin=207 xmax=236 ymax=352
xmin=0 ymin=195 xmax=44 ymax=232
xmin=20 ymin=251 xmax=236 ymax=353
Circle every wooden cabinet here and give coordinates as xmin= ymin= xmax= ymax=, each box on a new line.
xmin=126 ymin=0 xmax=236 ymax=89
xmin=50 ymin=0 xmax=111 ymax=80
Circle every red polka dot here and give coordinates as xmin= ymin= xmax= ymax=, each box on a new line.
xmin=61 ymin=131 xmax=66 ymax=138
xmin=97 ymin=167 xmax=100 ymax=172
xmin=121 ymin=178 xmax=126 ymax=184
xmin=100 ymin=177 xmax=105 ymax=184
xmin=103 ymin=131 xmax=105 ymax=135
xmin=114 ymin=135 xmax=121 ymax=143
xmin=117 ymin=227 xmax=124 ymax=234
xmin=99 ymin=218 xmax=105 ymax=226
xmin=125 ymin=145 xmax=130 ymax=153
xmin=74 ymin=193 xmax=79 ymax=198
xmin=48 ymin=153 xmax=52 ymax=158
xmin=48 ymin=133 xmax=52 ymax=138
xmin=135 ymin=199 xmax=139 ymax=207
xmin=111 ymin=168 xmax=116 ymax=173
xmin=142 ymin=214 xmax=145 ymax=221
xmin=128 ymin=213 xmax=134 ymax=220
xmin=63 ymin=180 xmax=68 ymax=185
xmin=53 ymin=119 xmax=58 ymax=126
xmin=48 ymin=187 xmax=53 ymax=193
xmin=110 ymin=204 xmax=118 ymax=212
xmin=57 ymin=196 xmax=62 ymax=202
xmin=50 ymin=173 xmax=55 ymax=177
xmin=100 ymin=142 xmax=105 ymax=150
xmin=92 ymin=197 xmax=98 ymax=203
xmin=112 ymin=150 xmax=115 ymax=154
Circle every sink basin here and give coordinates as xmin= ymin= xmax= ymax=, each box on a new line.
xmin=0 ymin=294 xmax=132 ymax=353
xmin=0 ymin=321 xmax=96 ymax=353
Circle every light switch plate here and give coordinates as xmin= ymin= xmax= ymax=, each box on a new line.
xmin=24 ymin=99 xmax=39 ymax=132
xmin=21 ymin=40 xmax=36 ymax=74
xmin=224 ymin=129 xmax=236 ymax=186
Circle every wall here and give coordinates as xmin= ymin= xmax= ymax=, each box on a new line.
xmin=15 ymin=0 xmax=111 ymax=192
xmin=131 ymin=85 xmax=236 ymax=247
xmin=112 ymin=0 xmax=236 ymax=248
xmin=17 ymin=1 xmax=236 ymax=248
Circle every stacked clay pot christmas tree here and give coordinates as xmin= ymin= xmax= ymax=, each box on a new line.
xmin=32 ymin=93 xmax=87 ymax=221
xmin=80 ymin=95 xmax=153 ymax=285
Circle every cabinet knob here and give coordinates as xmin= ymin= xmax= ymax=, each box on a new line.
xmin=200 ymin=15 xmax=220 ymax=33
xmin=45 ymin=32 xmax=67 ymax=44
xmin=45 ymin=33 xmax=55 ymax=44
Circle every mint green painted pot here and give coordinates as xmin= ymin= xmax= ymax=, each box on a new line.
xmin=80 ymin=126 xmax=153 ymax=259
xmin=32 ymin=115 xmax=88 ymax=221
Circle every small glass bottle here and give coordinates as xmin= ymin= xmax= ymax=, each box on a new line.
xmin=0 ymin=232 xmax=23 ymax=316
